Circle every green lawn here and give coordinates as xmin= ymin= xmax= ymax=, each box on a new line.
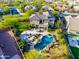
xmin=48 ymin=29 xmax=71 ymax=59
xmin=70 ymin=46 xmax=79 ymax=59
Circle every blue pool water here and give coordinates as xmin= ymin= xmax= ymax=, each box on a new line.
xmin=34 ymin=35 xmax=55 ymax=50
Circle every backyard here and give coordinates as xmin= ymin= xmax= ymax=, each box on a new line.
xmin=23 ymin=29 xmax=71 ymax=59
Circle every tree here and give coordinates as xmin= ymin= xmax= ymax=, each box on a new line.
xmin=51 ymin=10 xmax=59 ymax=15
xmin=0 ymin=22 xmax=6 ymax=30
xmin=0 ymin=0 xmax=4 ymax=3
xmin=24 ymin=50 xmax=39 ymax=59
xmin=18 ymin=22 xmax=30 ymax=32
xmin=23 ymin=10 xmax=34 ymax=19
xmin=0 ymin=12 xmax=3 ymax=16
xmin=55 ymin=20 xmax=63 ymax=29
xmin=18 ymin=40 xmax=26 ymax=50
xmin=68 ymin=9 xmax=76 ymax=13
xmin=2 ymin=15 xmax=31 ymax=36
xmin=50 ymin=2 xmax=57 ymax=8
xmin=2 ymin=15 xmax=19 ymax=28
xmin=4 ymin=6 xmax=10 ymax=14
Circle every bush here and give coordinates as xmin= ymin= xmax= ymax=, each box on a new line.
xmin=55 ymin=20 xmax=63 ymax=29
xmin=24 ymin=49 xmax=47 ymax=59
xmin=0 ymin=22 xmax=6 ymax=30
xmin=4 ymin=6 xmax=10 ymax=14
xmin=0 ymin=12 xmax=3 ymax=16
xmin=51 ymin=10 xmax=59 ymax=15
xmin=18 ymin=40 xmax=26 ymax=50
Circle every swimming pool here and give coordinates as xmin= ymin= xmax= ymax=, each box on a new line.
xmin=34 ymin=35 xmax=55 ymax=50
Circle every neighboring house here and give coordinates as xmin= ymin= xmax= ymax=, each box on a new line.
xmin=32 ymin=6 xmax=38 ymax=11
xmin=9 ymin=7 xmax=24 ymax=15
xmin=3 ymin=0 xmax=33 ymax=3
xmin=64 ymin=15 xmax=72 ymax=29
xmin=42 ymin=5 xmax=54 ymax=11
xmin=68 ymin=16 xmax=79 ymax=35
xmin=4 ymin=0 xmax=14 ymax=3
xmin=63 ymin=12 xmax=79 ymax=16
xmin=24 ymin=5 xmax=38 ymax=11
xmin=9 ymin=7 xmax=20 ymax=15
xmin=64 ymin=14 xmax=79 ymax=48
xmin=10 ymin=0 xmax=14 ymax=3
xmin=24 ymin=6 xmax=30 ymax=10
xmin=67 ymin=0 xmax=76 ymax=4
xmin=25 ymin=0 xmax=33 ymax=2
xmin=45 ymin=0 xmax=55 ymax=3
xmin=43 ymin=11 xmax=55 ymax=28
xmin=0 ymin=29 xmax=23 ymax=59
xmin=68 ymin=0 xmax=79 ymax=4
xmin=65 ymin=15 xmax=79 ymax=35
xmin=73 ymin=5 xmax=79 ymax=13
xmin=29 ymin=13 xmax=48 ymax=31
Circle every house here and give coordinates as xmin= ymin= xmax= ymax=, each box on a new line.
xmin=4 ymin=0 xmax=14 ymax=3
xmin=64 ymin=15 xmax=72 ymax=29
xmin=0 ymin=29 xmax=23 ymax=59
xmin=45 ymin=0 xmax=55 ymax=3
xmin=73 ymin=5 xmax=79 ymax=13
xmin=67 ymin=0 xmax=76 ymax=4
xmin=24 ymin=5 xmax=38 ymax=11
xmin=65 ymin=15 xmax=79 ymax=35
xmin=25 ymin=0 xmax=33 ymax=2
xmin=67 ymin=0 xmax=79 ymax=4
xmin=24 ymin=6 xmax=30 ymax=10
xmin=32 ymin=6 xmax=38 ymax=11
xmin=64 ymin=14 xmax=79 ymax=48
xmin=9 ymin=7 xmax=24 ymax=15
xmin=29 ymin=13 xmax=48 ymax=31
xmin=68 ymin=16 xmax=79 ymax=35
xmin=43 ymin=11 xmax=55 ymax=28
xmin=42 ymin=5 xmax=54 ymax=11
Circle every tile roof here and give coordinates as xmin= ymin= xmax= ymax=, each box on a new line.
xmin=69 ymin=16 xmax=79 ymax=32
xmin=30 ymin=13 xmax=48 ymax=21
xmin=0 ymin=29 xmax=23 ymax=59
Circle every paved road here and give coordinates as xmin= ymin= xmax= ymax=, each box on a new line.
xmin=0 ymin=29 xmax=23 ymax=59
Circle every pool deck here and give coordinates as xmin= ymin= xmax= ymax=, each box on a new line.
xmin=37 ymin=31 xmax=50 ymax=35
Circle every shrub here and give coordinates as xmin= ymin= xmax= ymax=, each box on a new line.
xmin=4 ymin=6 xmax=10 ymax=14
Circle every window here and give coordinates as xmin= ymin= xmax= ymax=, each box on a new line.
xmin=40 ymin=20 xmax=44 ymax=24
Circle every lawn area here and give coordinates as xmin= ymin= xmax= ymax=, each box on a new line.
xmin=70 ymin=46 xmax=79 ymax=59
xmin=48 ymin=29 xmax=71 ymax=59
